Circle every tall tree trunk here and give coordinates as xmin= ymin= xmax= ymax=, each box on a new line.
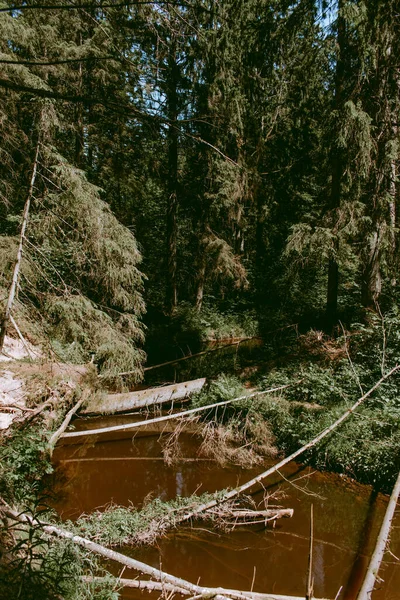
xmin=361 ymin=229 xmax=382 ymax=308
xmin=325 ymin=0 xmax=345 ymax=331
xmin=75 ymin=34 xmax=85 ymax=168
xmin=165 ymin=41 xmax=179 ymax=315
xmin=0 ymin=140 xmax=40 ymax=353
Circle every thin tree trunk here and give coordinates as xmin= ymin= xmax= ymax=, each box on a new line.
xmin=325 ymin=0 xmax=345 ymax=331
xmin=0 ymin=140 xmax=40 ymax=353
xmin=195 ymin=252 xmax=206 ymax=311
xmin=75 ymin=34 xmax=84 ymax=167
xmin=165 ymin=40 xmax=179 ymax=315
xmin=356 ymin=470 xmax=400 ymax=600
xmin=361 ymin=229 xmax=382 ymax=309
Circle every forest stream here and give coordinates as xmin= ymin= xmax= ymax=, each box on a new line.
xmin=52 ymin=411 xmax=400 ymax=600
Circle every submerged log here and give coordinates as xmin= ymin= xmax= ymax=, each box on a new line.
xmin=82 ymin=377 xmax=206 ymax=415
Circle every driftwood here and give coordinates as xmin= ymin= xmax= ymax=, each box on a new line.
xmin=81 ymin=576 xmax=329 ymax=600
xmin=82 ymin=378 xmax=206 ymax=415
xmin=356 ymin=469 xmax=400 ymax=600
xmin=61 ymin=382 xmax=298 ymax=440
xmin=2 ymin=504 xmax=328 ymax=600
xmin=170 ymin=366 xmax=400 ymax=527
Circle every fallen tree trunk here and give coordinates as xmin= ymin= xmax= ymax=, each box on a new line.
xmin=356 ymin=469 xmax=400 ymax=600
xmin=2 ymin=504 xmax=328 ymax=600
xmin=61 ymin=382 xmax=298 ymax=440
xmin=1 ymin=504 xmax=299 ymax=600
xmin=171 ymin=365 xmax=400 ymax=527
xmin=81 ymin=576 xmax=328 ymax=600
xmin=82 ymin=378 xmax=206 ymax=415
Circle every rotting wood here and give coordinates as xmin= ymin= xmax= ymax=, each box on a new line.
xmin=60 ymin=382 xmax=299 ymax=439
xmin=2 ymin=503 xmax=329 ymax=600
xmin=170 ymin=366 xmax=400 ymax=527
xmin=356 ymin=469 xmax=400 ymax=600
xmin=0 ymin=139 xmax=40 ymax=354
xmin=48 ymin=390 xmax=87 ymax=454
xmin=82 ymin=377 xmax=206 ymax=415
xmin=81 ymin=576 xmax=329 ymax=600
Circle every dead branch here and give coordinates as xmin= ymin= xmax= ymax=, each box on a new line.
xmin=48 ymin=390 xmax=87 ymax=454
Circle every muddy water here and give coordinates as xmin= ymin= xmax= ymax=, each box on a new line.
xmin=52 ymin=416 xmax=400 ymax=600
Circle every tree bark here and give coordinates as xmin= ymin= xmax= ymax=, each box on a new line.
xmin=0 ymin=140 xmax=40 ymax=354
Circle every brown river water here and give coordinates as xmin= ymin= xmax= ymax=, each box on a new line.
xmin=52 ymin=414 xmax=400 ymax=600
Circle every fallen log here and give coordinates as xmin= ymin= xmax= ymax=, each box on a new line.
xmin=81 ymin=576 xmax=329 ymax=600
xmin=61 ymin=382 xmax=298 ymax=439
xmin=2 ymin=504 xmax=328 ymax=600
xmin=0 ymin=504 xmax=285 ymax=600
xmin=82 ymin=378 xmax=206 ymax=415
xmin=171 ymin=365 xmax=400 ymax=527
xmin=356 ymin=469 xmax=400 ymax=600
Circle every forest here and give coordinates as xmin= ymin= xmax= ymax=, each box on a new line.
xmin=1 ymin=1 xmax=400 ymax=599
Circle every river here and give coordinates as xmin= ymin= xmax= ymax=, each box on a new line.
xmin=52 ymin=413 xmax=400 ymax=600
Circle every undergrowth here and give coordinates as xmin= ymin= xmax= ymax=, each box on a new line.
xmin=189 ymin=375 xmax=278 ymax=467
xmin=0 ymin=380 xmax=120 ymax=599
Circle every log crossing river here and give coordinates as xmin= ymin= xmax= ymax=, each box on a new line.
xmin=51 ymin=413 xmax=400 ymax=600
